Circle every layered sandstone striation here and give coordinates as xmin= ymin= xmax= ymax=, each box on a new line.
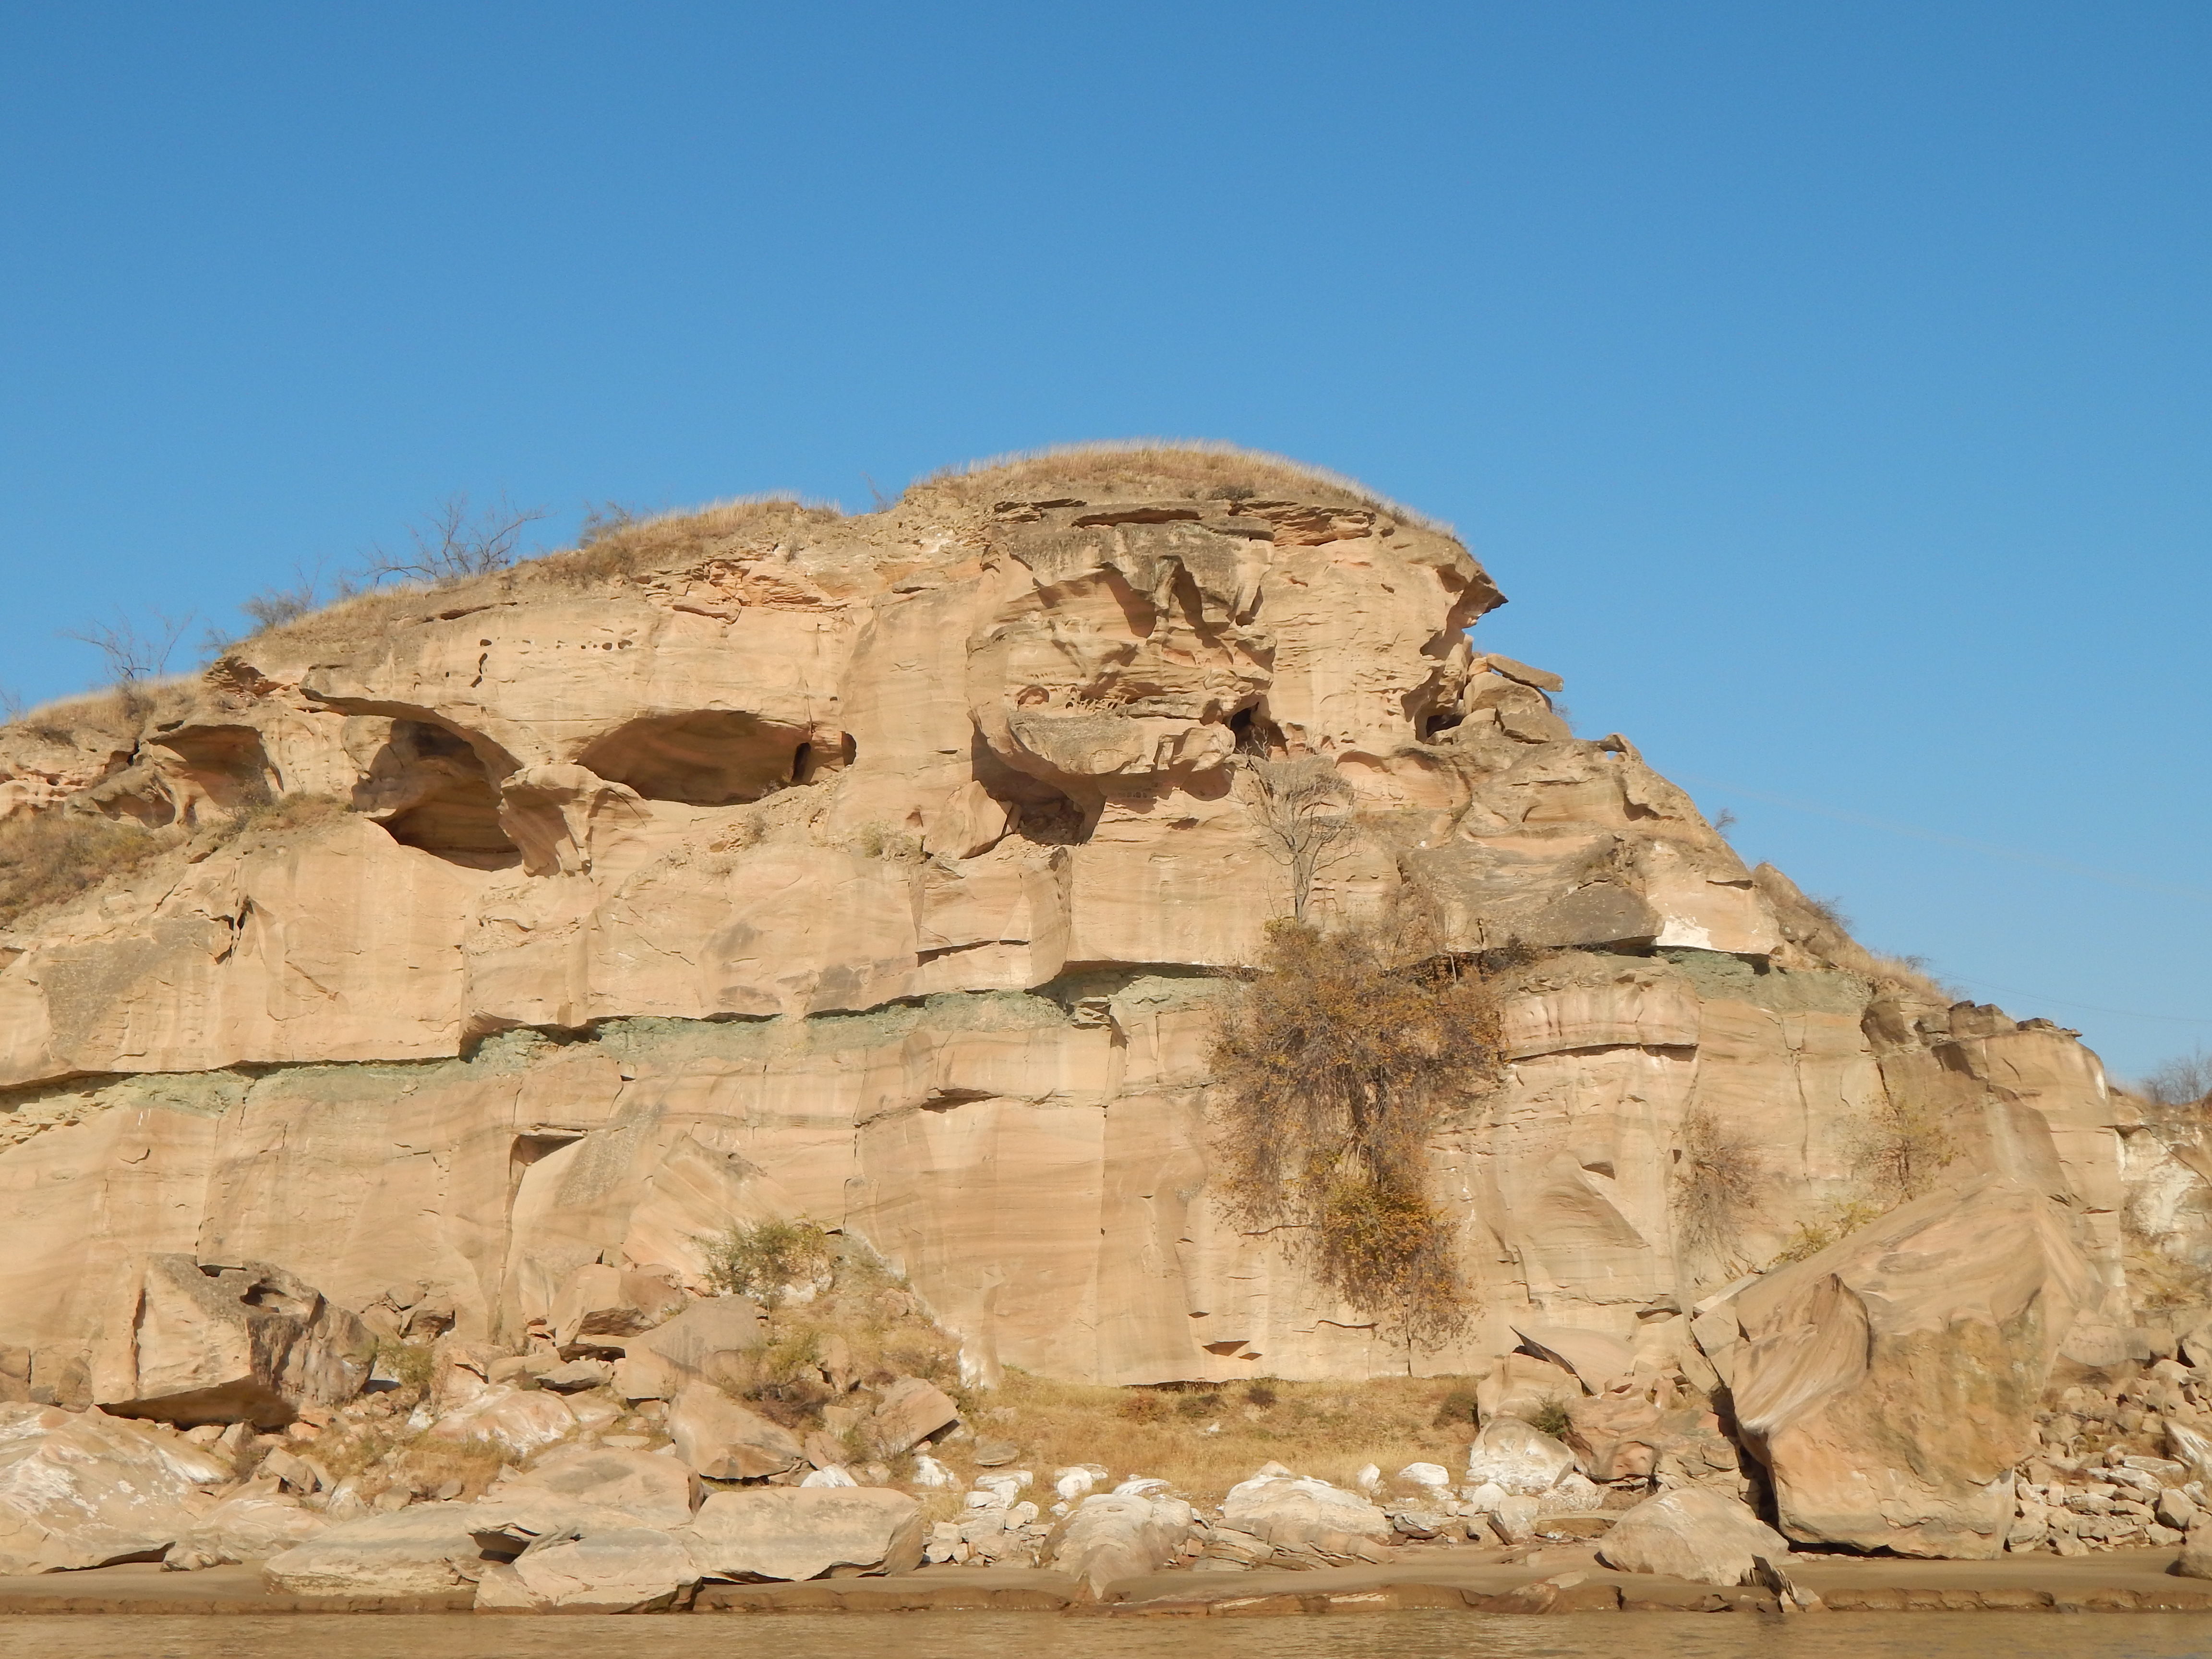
xmin=0 ymin=444 xmax=2195 ymax=1562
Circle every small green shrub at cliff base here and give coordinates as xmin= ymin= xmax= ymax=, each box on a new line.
xmin=1209 ymin=916 xmax=1500 ymax=1349
xmin=698 ymin=1218 xmax=833 ymax=1308
xmin=1529 ymin=1398 xmax=1574 ymax=1439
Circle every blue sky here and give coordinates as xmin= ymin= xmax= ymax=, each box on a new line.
xmin=3 ymin=2 xmax=2207 ymax=1078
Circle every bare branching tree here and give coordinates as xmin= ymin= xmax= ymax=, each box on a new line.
xmin=362 ymin=493 xmax=546 ymax=585
xmin=2143 ymin=1050 xmax=2212 ymax=1110
xmin=1243 ymin=755 xmax=1356 ymax=921
xmin=61 ymin=610 xmax=195 ymax=713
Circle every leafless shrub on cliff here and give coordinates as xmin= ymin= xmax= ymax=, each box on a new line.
xmin=1849 ymin=1092 xmax=1960 ymax=1204
xmin=1241 ymin=757 xmax=1356 ymax=922
xmin=60 ymin=610 xmax=195 ymax=717
xmin=2142 ymin=1049 xmax=2212 ymax=1111
xmin=1210 ymin=915 xmax=1500 ymax=1349
xmin=361 ymin=493 xmax=547 ymax=585
xmin=1671 ymin=1107 xmax=1766 ymax=1270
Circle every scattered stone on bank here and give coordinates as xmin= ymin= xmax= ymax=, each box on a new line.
xmin=426 ymin=1383 xmax=577 ymax=1457
xmin=492 ymin=1443 xmax=700 ymax=1529
xmin=1464 ymin=1416 xmax=1576 ymax=1496
xmin=263 ymin=1502 xmax=513 ymax=1597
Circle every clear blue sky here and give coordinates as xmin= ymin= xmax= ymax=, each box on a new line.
xmin=3 ymin=2 xmax=2207 ymax=1079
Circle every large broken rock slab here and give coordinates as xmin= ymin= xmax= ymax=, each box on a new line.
xmin=679 ymin=1486 xmax=923 ymax=1581
xmin=1048 ymin=1490 xmax=1196 ymax=1597
xmin=667 ymin=1383 xmax=803 ymax=1479
xmin=1598 ymin=1486 xmax=1791 ymax=1586
xmin=165 ymin=1488 xmax=327 ymax=1569
xmin=0 ymin=1404 xmax=232 ymax=1574
xmin=262 ymin=1502 xmax=505 ymax=1597
xmin=493 ymin=1443 xmax=700 ymax=1529
xmin=1707 ymin=1174 xmax=2098 ymax=1557
xmin=476 ymin=1525 xmax=697 ymax=1612
xmin=93 ymin=1256 xmax=373 ymax=1429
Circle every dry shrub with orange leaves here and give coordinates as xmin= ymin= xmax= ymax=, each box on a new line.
xmin=1209 ymin=916 xmax=1500 ymax=1349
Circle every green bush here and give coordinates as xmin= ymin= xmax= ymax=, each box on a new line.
xmin=697 ymin=1217 xmax=833 ymax=1308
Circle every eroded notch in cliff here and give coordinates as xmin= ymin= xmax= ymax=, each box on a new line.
xmin=578 ymin=711 xmax=816 ymax=805
xmin=359 ymin=719 xmax=520 ymax=870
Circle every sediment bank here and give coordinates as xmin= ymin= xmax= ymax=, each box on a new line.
xmin=6 ymin=1548 xmax=2212 ymax=1617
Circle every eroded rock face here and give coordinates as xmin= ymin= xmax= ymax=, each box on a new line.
xmin=0 ymin=449 xmax=2146 ymax=1398
xmin=1699 ymin=1175 xmax=2099 ymax=1557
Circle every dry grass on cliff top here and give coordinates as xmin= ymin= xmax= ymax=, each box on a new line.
xmin=965 ymin=1370 xmax=1479 ymax=1505
xmin=902 ymin=440 xmax=1450 ymax=529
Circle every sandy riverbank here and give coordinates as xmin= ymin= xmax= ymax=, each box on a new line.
xmin=4 ymin=1547 xmax=2211 ymax=1616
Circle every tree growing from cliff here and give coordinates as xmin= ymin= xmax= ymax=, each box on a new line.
xmin=1209 ymin=915 xmax=1499 ymax=1349
xmin=1240 ymin=757 xmax=1356 ymax=922
xmin=1671 ymin=1106 xmax=1766 ymax=1274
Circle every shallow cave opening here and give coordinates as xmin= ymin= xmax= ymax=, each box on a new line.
xmin=969 ymin=730 xmax=1094 ymax=845
xmin=1228 ymin=704 xmax=1286 ymax=759
xmin=371 ymin=720 xmax=521 ymax=870
xmin=577 ymin=711 xmax=816 ymax=805
xmin=1417 ymin=709 xmax=1464 ymax=742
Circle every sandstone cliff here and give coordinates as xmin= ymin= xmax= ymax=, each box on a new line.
xmin=0 ymin=445 xmax=2176 ymax=1414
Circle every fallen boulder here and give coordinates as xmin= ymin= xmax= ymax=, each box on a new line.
xmin=476 ymin=1525 xmax=697 ymax=1612
xmin=1597 ymin=1486 xmax=1791 ymax=1586
xmin=428 ymin=1384 xmax=576 ymax=1457
xmin=0 ymin=1405 xmax=232 ymax=1574
xmin=549 ymin=1264 xmax=688 ymax=1354
xmin=1219 ymin=1470 xmax=1391 ymax=1550
xmin=609 ymin=1298 xmax=766 ymax=1402
xmin=1464 ymin=1415 xmax=1576 ymax=1496
xmin=862 ymin=1376 xmax=960 ymax=1458
xmin=1709 ymin=1175 xmax=2097 ymax=1558
xmin=92 ymin=1256 xmax=373 ymax=1430
xmin=680 ymin=1486 xmax=923 ymax=1581
xmin=1476 ymin=1353 xmax=1581 ymax=1425
xmin=667 ymin=1383 xmax=803 ymax=1480
xmin=1049 ymin=1490 xmax=1195 ymax=1598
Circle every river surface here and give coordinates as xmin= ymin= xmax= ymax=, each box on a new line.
xmin=5 ymin=1613 xmax=2211 ymax=1659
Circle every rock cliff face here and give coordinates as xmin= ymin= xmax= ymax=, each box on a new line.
xmin=0 ymin=447 xmax=2163 ymax=1416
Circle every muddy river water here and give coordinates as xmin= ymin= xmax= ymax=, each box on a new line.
xmin=5 ymin=1613 xmax=2212 ymax=1659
